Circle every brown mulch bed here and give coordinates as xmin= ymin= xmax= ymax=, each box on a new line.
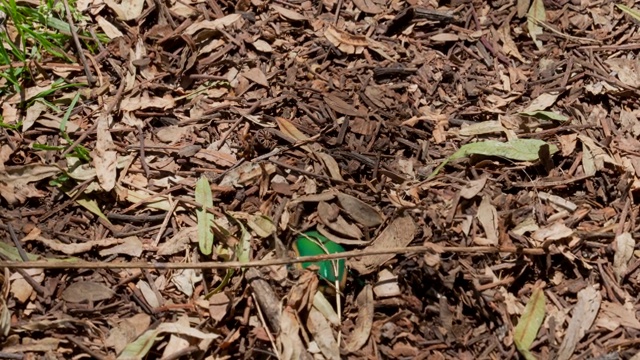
xmin=2 ymin=0 xmax=640 ymax=358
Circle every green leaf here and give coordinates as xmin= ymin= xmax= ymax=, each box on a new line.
xmin=514 ymin=287 xmax=546 ymax=360
xmin=195 ymin=176 xmax=215 ymax=255
xmin=617 ymin=4 xmax=640 ymax=22
xmin=527 ymin=0 xmax=546 ymax=50
xmin=519 ymin=111 xmax=569 ymax=122
xmin=74 ymin=195 xmax=112 ymax=225
xmin=428 ymin=139 xmax=558 ymax=179
xmin=117 ymin=328 xmax=161 ymax=360
xmin=235 ymin=219 xmax=251 ymax=264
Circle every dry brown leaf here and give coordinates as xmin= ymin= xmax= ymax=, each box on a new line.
xmin=559 ymin=134 xmax=577 ymax=156
xmin=0 ymin=164 xmax=61 ymax=204
xmin=99 ymin=236 xmax=143 ymax=257
xmin=345 ymin=285 xmax=374 ymax=352
xmin=315 ymin=152 xmax=344 ymax=181
xmin=208 ymin=292 xmax=231 ymax=322
xmin=317 ymin=202 xmax=362 ymax=239
xmin=136 ymin=280 xmax=161 ymax=308
xmin=458 ymin=120 xmax=505 ymax=136
xmin=499 ymin=24 xmax=527 ymax=63
xmin=157 ymin=227 xmax=197 ymax=255
xmin=336 ymin=192 xmax=384 ymax=227
xmin=271 ymin=4 xmax=306 ymax=21
xmin=517 ymin=0 xmax=530 ymax=17
xmin=251 ymin=39 xmax=273 ymax=53
xmin=121 ymin=94 xmax=176 ymax=111
xmin=194 ymin=148 xmax=237 ymax=167
xmin=430 ymin=33 xmax=459 ymax=42
xmin=96 ymin=15 xmax=124 ymax=38
xmin=24 ymin=230 xmax=123 ymax=255
xmin=316 ymin=225 xmax=370 ymax=245
xmin=531 ymin=222 xmax=573 ymax=243
xmin=185 ymin=14 xmax=242 ymax=35
xmin=323 ymin=93 xmax=367 ymax=117
xmin=278 ymin=308 xmax=308 ymax=360
xmin=372 ymin=269 xmax=400 ymax=298
xmin=307 ymin=307 xmax=340 ymax=360
xmin=62 ymin=281 xmax=115 ymax=303
xmin=219 ymin=162 xmax=276 ymax=188
xmin=275 ymin=117 xmax=309 ymax=141
xmin=476 ymin=196 xmax=499 ymax=246
xmin=538 ymin=192 xmax=577 ymax=212
xmin=460 ymin=176 xmax=487 ymax=199
xmin=605 ymin=58 xmax=640 ymax=88
xmin=105 ymin=313 xmax=151 ymax=353
xmin=353 ymin=0 xmax=382 ymax=13
xmin=349 ymin=215 xmax=416 ymax=274
xmin=597 ymin=301 xmax=640 ymax=330
xmin=324 ymin=26 xmax=367 ymax=54
xmin=527 ymin=0 xmax=546 ymax=50
xmin=288 ymin=271 xmax=318 ymax=312
xmin=522 ymin=93 xmax=558 ymax=112
xmin=94 ymin=115 xmax=117 ymax=191
xmin=103 ymin=0 xmax=145 ymax=21
xmin=613 ymin=232 xmax=634 ymax=281
xmin=242 ymin=68 xmax=269 ymax=87
xmin=557 ymin=286 xmax=601 ymax=360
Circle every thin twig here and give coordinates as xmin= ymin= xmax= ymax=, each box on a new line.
xmin=0 ymin=244 xmax=547 ymax=270
xmin=0 ymin=251 xmax=48 ymax=297
xmin=216 ymin=117 xmax=244 ymax=150
xmin=137 ymin=123 xmax=151 ymax=179
xmin=153 ymin=199 xmax=178 ymax=247
xmin=61 ymin=0 xmax=95 ymax=85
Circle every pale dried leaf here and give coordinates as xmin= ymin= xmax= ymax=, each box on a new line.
xmin=251 ymin=39 xmax=273 ymax=52
xmin=103 ymin=0 xmax=145 ymax=21
xmin=185 ymin=14 xmax=242 ymax=35
xmin=324 ymin=26 xmax=367 ymax=54
xmin=531 ymin=222 xmax=573 ymax=242
xmin=613 ymin=233 xmax=634 ymax=281
xmin=242 ymin=68 xmax=269 ymax=87
xmin=527 ymin=0 xmax=546 ymax=50
xmin=353 ymin=0 xmax=382 ymax=13
xmin=345 ymin=285 xmax=374 ymax=352
xmin=315 ymin=152 xmax=343 ymax=181
xmin=99 ymin=236 xmax=143 ymax=257
xmin=557 ymin=285 xmax=602 ymax=360
xmin=336 ymin=192 xmax=384 ymax=227
xmin=307 ymin=308 xmax=339 ymax=360
xmin=271 ymin=4 xmax=306 ymax=21
xmin=430 ymin=33 xmax=459 ymax=42
xmin=522 ymin=93 xmax=558 ymax=113
xmin=62 ymin=281 xmax=115 ymax=303
xmin=94 ymin=115 xmax=117 ymax=191
xmin=460 ymin=176 xmax=487 ymax=199
xmin=0 ymin=164 xmax=61 ymax=204
xmin=373 ymin=269 xmax=400 ymax=298
xmin=96 ymin=15 xmax=124 ymax=38
xmin=349 ymin=216 xmax=416 ymax=274
xmin=476 ymin=196 xmax=499 ymax=245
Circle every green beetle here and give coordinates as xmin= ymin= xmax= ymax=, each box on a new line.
xmin=292 ymin=231 xmax=347 ymax=290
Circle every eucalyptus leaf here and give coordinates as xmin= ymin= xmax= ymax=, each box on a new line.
xmin=117 ymin=328 xmax=161 ymax=360
xmin=617 ymin=4 xmax=640 ymax=22
xmin=429 ymin=139 xmax=558 ymax=179
xmin=514 ymin=287 xmax=546 ymax=360
xmin=195 ymin=176 xmax=215 ymax=255
xmin=519 ymin=110 xmax=569 ymax=122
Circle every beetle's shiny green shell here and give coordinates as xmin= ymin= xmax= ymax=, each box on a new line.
xmin=292 ymin=231 xmax=346 ymax=288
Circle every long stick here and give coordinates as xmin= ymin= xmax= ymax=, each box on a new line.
xmin=0 ymin=245 xmax=545 ymax=270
